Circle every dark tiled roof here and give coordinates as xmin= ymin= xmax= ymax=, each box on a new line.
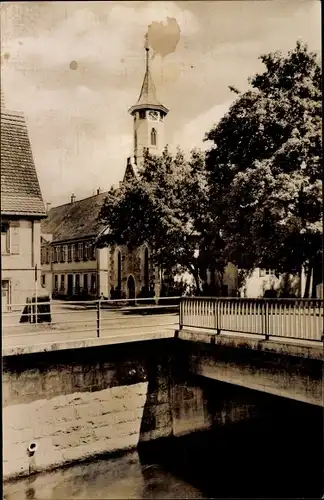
xmin=41 ymin=192 xmax=109 ymax=243
xmin=1 ymin=109 xmax=46 ymax=217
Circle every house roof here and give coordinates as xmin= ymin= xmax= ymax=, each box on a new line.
xmin=1 ymin=108 xmax=46 ymax=217
xmin=41 ymin=191 xmax=109 ymax=243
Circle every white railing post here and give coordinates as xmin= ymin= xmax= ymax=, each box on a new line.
xmin=96 ymin=298 xmax=101 ymax=338
xmin=264 ymin=300 xmax=269 ymax=340
xmin=35 ymin=265 xmax=38 ymax=325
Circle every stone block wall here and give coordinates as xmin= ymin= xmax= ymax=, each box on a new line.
xmin=2 ymin=339 xmax=212 ymax=482
xmin=2 ymin=342 xmax=153 ymax=481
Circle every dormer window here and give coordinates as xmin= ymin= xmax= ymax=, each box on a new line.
xmin=139 ymin=110 xmax=146 ymax=119
xmin=151 ymin=128 xmax=157 ymax=146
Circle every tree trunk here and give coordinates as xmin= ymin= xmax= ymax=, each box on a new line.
xmin=192 ymin=268 xmax=203 ymax=296
xmin=303 ymin=265 xmax=313 ymax=298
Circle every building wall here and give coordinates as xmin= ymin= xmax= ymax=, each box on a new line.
xmin=222 ymin=263 xmax=238 ymax=295
xmin=41 ymin=241 xmax=108 ymax=299
xmin=2 ymin=219 xmax=42 ymax=309
xmin=134 ymin=111 xmax=165 ymax=166
xmin=41 ymin=239 xmax=160 ymax=300
xmin=109 ymin=244 xmax=159 ymax=299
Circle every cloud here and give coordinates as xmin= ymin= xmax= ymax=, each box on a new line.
xmin=0 ymin=0 xmax=320 ymax=207
xmin=1 ymin=1 xmax=200 ymax=204
xmin=175 ymin=100 xmax=234 ymax=154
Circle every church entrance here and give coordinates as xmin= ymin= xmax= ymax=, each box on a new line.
xmin=127 ymin=275 xmax=136 ymax=301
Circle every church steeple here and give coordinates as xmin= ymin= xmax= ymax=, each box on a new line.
xmin=129 ymin=34 xmax=168 ymax=115
xmin=128 ymin=35 xmax=169 ymax=166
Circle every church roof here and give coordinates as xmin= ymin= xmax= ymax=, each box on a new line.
xmin=129 ymin=45 xmax=168 ymax=115
xmin=41 ymin=192 xmax=109 ymax=243
xmin=1 ymin=106 xmax=46 ymax=218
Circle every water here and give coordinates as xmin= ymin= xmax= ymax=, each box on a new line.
xmin=3 ymin=451 xmax=204 ymax=499
xmin=4 ymin=378 xmax=323 ymax=499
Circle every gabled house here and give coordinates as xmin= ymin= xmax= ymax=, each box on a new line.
xmin=1 ymin=101 xmax=47 ymax=311
xmin=40 ymin=191 xmax=111 ymax=299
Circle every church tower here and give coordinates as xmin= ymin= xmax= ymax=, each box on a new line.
xmin=128 ymin=35 xmax=169 ymax=167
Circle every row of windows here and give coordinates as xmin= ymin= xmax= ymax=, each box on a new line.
xmin=41 ymin=242 xmax=96 ymax=265
xmin=51 ymin=273 xmax=97 ymax=293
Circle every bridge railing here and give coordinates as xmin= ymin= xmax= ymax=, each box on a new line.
xmin=180 ymin=297 xmax=324 ymax=342
xmin=2 ymin=296 xmax=181 ymax=343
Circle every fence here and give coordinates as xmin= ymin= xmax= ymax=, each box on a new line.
xmin=2 ymin=296 xmax=324 ymax=346
xmin=180 ymin=297 xmax=324 ymax=342
xmin=2 ymin=297 xmax=181 ymax=345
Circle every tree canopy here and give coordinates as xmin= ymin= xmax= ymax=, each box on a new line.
xmin=205 ymin=41 xmax=322 ymax=294
xmin=98 ymin=148 xmax=220 ymax=293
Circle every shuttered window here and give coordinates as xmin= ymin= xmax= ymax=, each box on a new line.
xmin=10 ymin=222 xmax=20 ymax=255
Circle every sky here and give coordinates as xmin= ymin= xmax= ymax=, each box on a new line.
xmin=1 ymin=0 xmax=321 ymax=206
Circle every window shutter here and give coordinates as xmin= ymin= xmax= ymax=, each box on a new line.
xmin=10 ymin=223 xmax=20 ymax=254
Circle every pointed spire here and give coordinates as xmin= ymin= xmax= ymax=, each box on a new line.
xmin=129 ymin=34 xmax=168 ymax=116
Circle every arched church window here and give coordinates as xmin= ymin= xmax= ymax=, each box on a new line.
xmin=117 ymin=251 xmax=121 ymax=289
xmin=134 ymin=131 xmax=137 ymax=150
xmin=151 ymin=128 xmax=157 ymax=146
xmin=144 ymin=247 xmax=149 ymax=289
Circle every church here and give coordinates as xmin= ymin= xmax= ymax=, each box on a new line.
xmin=40 ymin=39 xmax=170 ymax=300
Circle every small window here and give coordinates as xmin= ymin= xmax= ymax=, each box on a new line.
xmin=68 ymin=244 xmax=72 ymax=262
xmin=79 ymin=242 xmax=84 ymax=260
xmin=90 ymin=245 xmax=96 ymax=260
xmin=54 ymin=274 xmax=59 ymax=290
xmin=84 ymin=273 xmax=89 ymax=291
xmin=91 ymin=273 xmax=97 ymax=293
xmin=41 ymin=247 xmax=46 ymax=265
xmin=54 ymin=247 xmax=59 ymax=263
xmin=75 ymin=274 xmax=80 ymax=293
xmin=41 ymin=275 xmax=46 ymax=287
xmin=1 ymin=223 xmax=10 ymax=254
xmin=61 ymin=245 xmax=66 ymax=263
xmin=151 ymin=128 xmax=157 ymax=146
xmin=45 ymin=246 xmax=50 ymax=264
xmin=139 ymin=110 xmax=146 ymax=119
xmin=84 ymin=242 xmax=89 ymax=261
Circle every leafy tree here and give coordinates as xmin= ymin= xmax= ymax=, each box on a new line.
xmin=205 ymin=41 xmax=322 ymax=297
xmin=98 ymin=148 xmax=222 ymax=294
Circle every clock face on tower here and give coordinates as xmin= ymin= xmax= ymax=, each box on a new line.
xmin=148 ymin=110 xmax=159 ymax=121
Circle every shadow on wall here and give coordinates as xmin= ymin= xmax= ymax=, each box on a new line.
xmin=137 ymin=339 xmax=323 ymax=499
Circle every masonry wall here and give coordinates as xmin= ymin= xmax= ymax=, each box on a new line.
xmin=3 ymin=335 xmax=322 ymax=492
xmin=2 ymin=339 xmax=211 ymax=482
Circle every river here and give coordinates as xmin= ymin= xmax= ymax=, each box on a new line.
xmin=3 ymin=378 xmax=323 ymax=499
